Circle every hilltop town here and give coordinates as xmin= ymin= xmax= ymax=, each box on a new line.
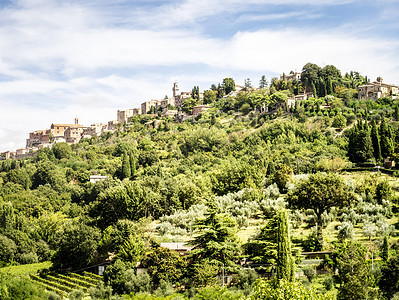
xmin=1 ymin=63 xmax=399 ymax=299
xmin=1 ymin=69 xmax=398 ymax=160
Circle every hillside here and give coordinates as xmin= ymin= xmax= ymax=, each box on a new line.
xmin=1 ymin=70 xmax=399 ymax=299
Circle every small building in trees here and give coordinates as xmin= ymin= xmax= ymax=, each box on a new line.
xmin=173 ymin=81 xmax=204 ymax=108
xmin=280 ymin=72 xmax=301 ymax=81
xmin=89 ymin=175 xmax=108 ymax=183
xmin=358 ymin=77 xmax=399 ymax=100
xmin=192 ymin=105 xmax=212 ymax=116
xmin=141 ymin=99 xmax=160 ymax=114
xmin=117 ymin=109 xmax=134 ymax=123
xmin=160 ymin=242 xmax=192 ymax=255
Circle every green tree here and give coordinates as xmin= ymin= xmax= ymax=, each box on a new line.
xmin=182 ymin=97 xmax=197 ymax=114
xmin=222 ymin=78 xmax=235 ymax=95
xmin=121 ymin=152 xmax=131 ymax=179
xmin=191 ymin=86 xmax=200 ymax=101
xmin=52 ymin=142 xmax=72 ymax=159
xmin=380 ymin=255 xmax=399 ymax=299
xmin=332 ymin=114 xmax=346 ymax=129
xmin=270 ymin=92 xmax=287 ymax=107
xmin=142 ymin=245 xmax=187 ymax=286
xmin=381 ymin=235 xmax=389 ymax=262
xmin=251 ymin=279 xmax=333 ymax=300
xmin=189 ymin=208 xmax=239 ymax=269
xmin=272 ymin=163 xmax=293 ymax=193
xmin=301 ymin=63 xmax=321 ymax=94
xmin=287 ymin=173 xmax=356 ymax=245
xmin=259 ymin=75 xmax=269 ymax=89
xmin=276 ymin=209 xmax=294 ymax=281
xmin=129 ymin=152 xmax=136 ymax=179
xmin=334 ymin=240 xmax=377 ymax=300
xmin=347 ymin=121 xmax=373 ymax=162
xmin=203 ymin=90 xmax=217 ymax=104
xmin=244 ymin=214 xmax=278 ymax=265
xmin=52 ymin=222 xmax=101 ymax=270
xmin=117 ymin=233 xmax=145 ymax=263
xmin=371 ymin=119 xmax=382 ymax=161
xmin=380 ymin=118 xmax=395 ymax=158
xmin=32 ymin=161 xmax=67 ymax=191
xmin=0 ymin=235 xmax=17 ymax=263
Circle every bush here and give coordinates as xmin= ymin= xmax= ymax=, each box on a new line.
xmin=337 ymin=222 xmax=354 ymax=241
xmin=303 ymin=266 xmax=316 ymax=283
xmin=125 ymin=270 xmax=151 ymax=294
xmin=88 ymin=282 xmax=113 ymax=300
xmin=16 ymin=252 xmax=38 ymax=264
xmin=302 ymin=228 xmax=322 ymax=252
xmin=68 ymin=289 xmax=84 ymax=300
xmin=0 ymin=235 xmax=17 ymax=263
xmin=323 ymin=276 xmax=334 ymax=291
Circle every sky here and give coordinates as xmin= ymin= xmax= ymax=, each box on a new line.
xmin=1 ymin=0 xmax=399 ymax=152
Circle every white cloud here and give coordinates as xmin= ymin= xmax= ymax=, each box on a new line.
xmin=1 ymin=0 xmax=399 ymax=152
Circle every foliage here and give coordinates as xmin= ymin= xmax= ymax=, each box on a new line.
xmin=302 ymin=266 xmax=316 ymax=283
xmin=287 ymin=172 xmax=356 ymax=244
xmin=380 ymin=256 xmax=399 ymax=299
xmin=141 ymin=245 xmax=186 ymax=286
xmin=51 ymin=222 xmax=101 ymax=270
xmin=272 ymin=163 xmax=293 ymax=193
xmin=250 ymin=279 xmax=333 ymax=300
xmin=189 ymin=209 xmax=239 ymax=269
xmin=334 ymin=240 xmax=377 ymax=300
xmin=276 ymin=209 xmax=293 ymax=281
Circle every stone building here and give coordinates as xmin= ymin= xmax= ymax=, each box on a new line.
xmin=117 ymin=109 xmax=134 ymax=123
xmin=358 ymin=77 xmax=399 ymax=101
xmin=141 ymin=99 xmax=160 ymax=114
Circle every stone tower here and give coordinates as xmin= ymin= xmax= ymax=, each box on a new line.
xmin=173 ymin=81 xmax=179 ymax=98
xmin=75 ymin=117 xmax=79 ymax=124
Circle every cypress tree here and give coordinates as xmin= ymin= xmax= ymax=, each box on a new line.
xmin=121 ymin=152 xmax=131 ymax=179
xmin=395 ymin=105 xmax=399 ymax=121
xmin=129 ymin=152 xmax=136 ymax=179
xmin=380 ymin=118 xmax=394 ymax=158
xmin=311 ymin=82 xmax=317 ymax=98
xmin=371 ymin=120 xmax=382 ymax=161
xmin=348 ymin=121 xmax=373 ymax=162
xmin=382 ymin=235 xmax=389 ymax=262
xmin=277 ymin=209 xmax=293 ymax=281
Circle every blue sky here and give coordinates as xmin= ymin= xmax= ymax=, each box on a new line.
xmin=1 ymin=0 xmax=399 ymax=152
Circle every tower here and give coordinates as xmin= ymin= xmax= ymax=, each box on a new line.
xmin=173 ymin=81 xmax=179 ymax=98
xmin=74 ymin=117 xmax=79 ymax=124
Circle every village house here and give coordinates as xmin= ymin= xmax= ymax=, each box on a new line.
xmin=162 ymin=109 xmax=178 ymax=118
xmin=358 ymin=77 xmax=399 ymax=101
xmin=281 ymin=72 xmax=301 ymax=81
xmin=117 ymin=109 xmax=134 ymax=123
xmin=107 ymin=120 xmax=118 ymax=131
xmin=64 ymin=126 xmax=86 ymax=144
xmin=286 ymin=92 xmax=314 ymax=110
xmin=193 ymin=105 xmax=212 ymax=116
xmin=82 ymin=123 xmax=107 ymax=139
xmin=26 ymin=129 xmax=51 ymax=147
xmin=160 ymin=242 xmax=192 ymax=255
xmin=89 ymin=175 xmax=108 ymax=183
xmin=141 ymin=99 xmax=160 ymax=114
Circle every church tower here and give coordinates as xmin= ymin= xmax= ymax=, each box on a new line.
xmin=173 ymin=81 xmax=179 ymax=98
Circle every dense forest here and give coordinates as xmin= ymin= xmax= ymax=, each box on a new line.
xmin=1 ymin=63 xmax=399 ymax=299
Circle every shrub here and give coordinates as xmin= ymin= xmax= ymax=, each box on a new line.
xmin=337 ymin=222 xmax=354 ymax=240
xmin=303 ymin=266 xmax=316 ymax=283
xmin=323 ymin=276 xmax=334 ymax=291
xmin=68 ymin=289 xmax=85 ymax=300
